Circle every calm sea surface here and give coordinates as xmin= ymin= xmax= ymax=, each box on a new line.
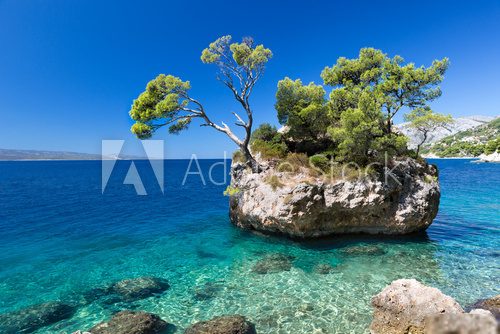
xmin=0 ymin=159 xmax=498 ymax=333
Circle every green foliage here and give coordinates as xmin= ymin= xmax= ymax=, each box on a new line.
xmin=275 ymin=78 xmax=329 ymax=142
xmin=274 ymin=48 xmax=447 ymax=165
xmin=327 ymin=90 xmax=386 ymax=163
xmin=321 ymin=48 xmax=449 ymax=132
xmin=251 ymin=123 xmax=281 ymax=143
xmin=484 ymin=138 xmax=500 ymax=154
xmin=251 ymin=139 xmax=287 ymax=159
xmin=404 ymin=107 xmax=453 ymax=155
xmin=129 ymin=36 xmax=272 ymax=173
xmin=250 ymin=123 xmax=287 ymax=159
xmin=425 ymin=118 xmax=499 ymax=157
xmin=424 ymin=175 xmax=438 ymax=184
xmin=201 ymin=35 xmax=272 ymax=70
xmin=309 ymin=154 xmax=330 ymax=171
xmin=371 ymin=133 xmax=409 ymax=159
xmin=431 ymin=142 xmax=485 ymax=157
xmin=129 ymin=74 xmax=193 ymax=138
xmin=232 ymin=150 xmax=246 ymax=163
xmin=223 ymin=185 xmax=240 ymax=196
xmin=130 ymin=122 xmax=152 ymax=139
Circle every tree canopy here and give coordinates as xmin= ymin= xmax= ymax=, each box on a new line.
xmin=129 ymin=35 xmax=272 ymax=172
xmin=129 ymin=42 xmax=449 ymax=171
xmin=404 ymin=107 xmax=453 ymax=155
xmin=271 ymin=48 xmax=449 ymax=164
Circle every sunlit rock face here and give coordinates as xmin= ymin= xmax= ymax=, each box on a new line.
xmin=370 ymin=279 xmax=497 ymax=334
xmin=229 ymin=157 xmax=440 ymax=238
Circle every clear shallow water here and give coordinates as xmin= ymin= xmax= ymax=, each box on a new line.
xmin=0 ymin=159 xmax=498 ymax=333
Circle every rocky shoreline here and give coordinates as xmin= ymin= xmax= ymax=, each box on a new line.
xmin=229 ymin=157 xmax=440 ymax=238
xmin=2 ymin=271 xmax=498 ymax=334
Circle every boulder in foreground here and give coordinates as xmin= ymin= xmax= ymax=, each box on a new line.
xmin=469 ymin=294 xmax=500 ymax=321
xmin=426 ymin=309 xmax=497 ymax=334
xmin=184 ymin=315 xmax=256 ymax=334
xmin=370 ymin=279 xmax=498 ymax=334
xmin=89 ymin=310 xmax=168 ymax=334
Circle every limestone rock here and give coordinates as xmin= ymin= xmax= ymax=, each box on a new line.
xmin=229 ymin=158 xmax=440 ymax=238
xmin=425 ymin=310 xmax=497 ymax=334
xmin=0 ymin=301 xmax=75 ymax=333
xmin=184 ymin=315 xmax=256 ymax=334
xmin=469 ymin=295 xmax=500 ymax=321
xmin=89 ymin=310 xmax=168 ymax=334
xmin=370 ymin=279 xmax=463 ymax=334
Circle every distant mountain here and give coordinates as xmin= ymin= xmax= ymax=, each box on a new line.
xmin=397 ymin=115 xmax=496 ymax=149
xmin=421 ymin=117 xmax=500 ymax=158
xmin=0 ymin=149 xmax=142 ymax=160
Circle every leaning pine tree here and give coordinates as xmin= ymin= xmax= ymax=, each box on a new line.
xmin=129 ymin=36 xmax=272 ymax=172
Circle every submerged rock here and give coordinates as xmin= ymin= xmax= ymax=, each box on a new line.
xmin=314 ymin=263 xmax=336 ymax=274
xmin=469 ymin=294 xmax=500 ymax=321
xmin=340 ymin=245 xmax=386 ymax=256
xmin=110 ymin=277 xmax=170 ymax=301
xmin=89 ymin=310 xmax=168 ymax=334
xmin=194 ymin=282 xmax=224 ymax=301
xmin=251 ymin=253 xmax=294 ymax=274
xmin=370 ymin=279 xmax=463 ymax=334
xmin=0 ymin=301 xmax=75 ymax=333
xmin=184 ymin=315 xmax=256 ymax=334
xmin=229 ymin=158 xmax=440 ymax=237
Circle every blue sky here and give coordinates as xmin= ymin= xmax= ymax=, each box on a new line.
xmin=0 ymin=0 xmax=499 ymax=158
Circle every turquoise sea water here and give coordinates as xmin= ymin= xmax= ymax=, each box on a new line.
xmin=0 ymin=159 xmax=498 ymax=333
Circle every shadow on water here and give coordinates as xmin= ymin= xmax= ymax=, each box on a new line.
xmin=233 ymin=224 xmax=436 ymax=250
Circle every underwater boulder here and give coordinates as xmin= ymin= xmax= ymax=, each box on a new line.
xmin=0 ymin=301 xmax=75 ymax=333
xmin=340 ymin=245 xmax=387 ymax=256
xmin=110 ymin=276 xmax=170 ymax=301
xmin=193 ymin=282 xmax=224 ymax=301
xmin=89 ymin=310 xmax=169 ymax=334
xmin=314 ymin=263 xmax=336 ymax=274
xmin=251 ymin=253 xmax=294 ymax=274
xmin=184 ymin=315 xmax=256 ymax=334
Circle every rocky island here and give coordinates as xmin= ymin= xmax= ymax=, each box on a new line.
xmin=229 ymin=156 xmax=439 ymax=237
xmin=129 ymin=41 xmax=449 ymax=238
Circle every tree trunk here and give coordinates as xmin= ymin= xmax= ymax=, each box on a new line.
xmin=240 ymin=145 xmax=260 ymax=173
xmin=416 ymin=131 xmax=428 ymax=157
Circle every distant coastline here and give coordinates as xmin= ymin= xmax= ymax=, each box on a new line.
xmin=0 ymin=148 xmax=143 ymax=161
